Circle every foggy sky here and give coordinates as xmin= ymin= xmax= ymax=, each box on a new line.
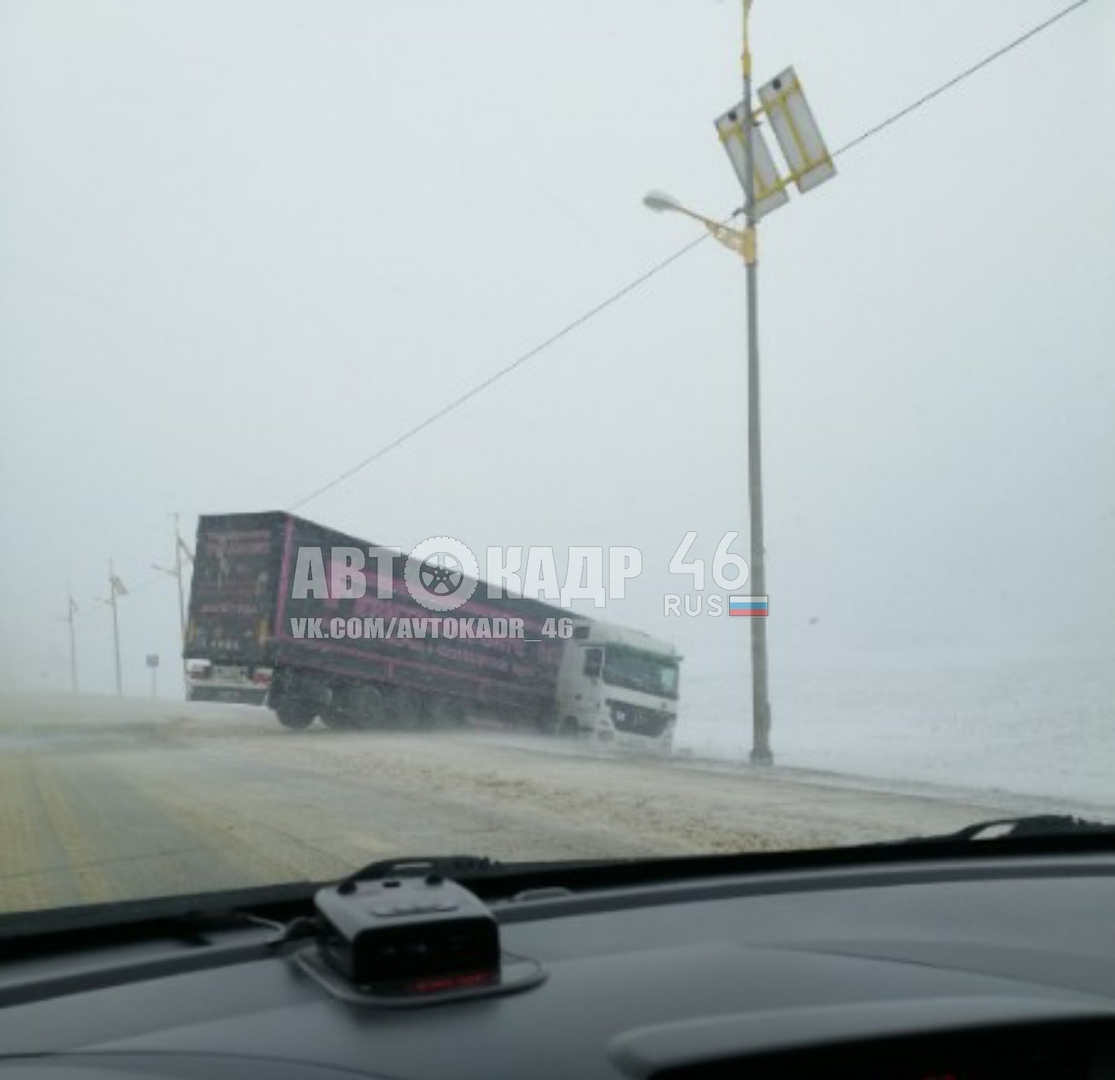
xmin=1 ymin=1 xmax=1112 ymax=709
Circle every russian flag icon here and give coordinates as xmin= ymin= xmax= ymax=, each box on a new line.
xmin=728 ymin=595 xmax=769 ymax=617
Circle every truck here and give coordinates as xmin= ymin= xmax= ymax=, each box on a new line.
xmin=183 ymin=512 xmax=680 ymax=752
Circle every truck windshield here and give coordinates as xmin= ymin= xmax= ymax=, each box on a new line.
xmin=602 ymin=649 xmax=679 ymax=700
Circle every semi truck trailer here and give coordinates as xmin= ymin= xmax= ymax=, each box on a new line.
xmin=184 ymin=512 xmax=680 ymax=751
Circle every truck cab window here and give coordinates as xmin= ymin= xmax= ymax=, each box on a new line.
xmin=583 ymin=648 xmax=603 ymax=678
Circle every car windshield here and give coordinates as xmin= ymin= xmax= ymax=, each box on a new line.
xmin=1 ymin=1 xmax=1112 ymax=925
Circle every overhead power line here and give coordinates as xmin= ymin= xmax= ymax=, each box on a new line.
xmin=288 ymin=233 xmax=709 ymax=509
xmin=830 ymin=0 xmax=1089 ymax=158
xmin=284 ymin=0 xmax=1088 ymax=511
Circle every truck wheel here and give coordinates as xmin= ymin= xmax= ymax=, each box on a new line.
xmin=271 ymin=669 xmax=326 ymax=730
xmin=322 ymin=689 xmax=347 ymax=727
xmin=275 ymin=701 xmax=315 ymax=730
xmin=323 ymin=682 xmax=393 ymax=731
xmin=429 ymin=696 xmax=467 ymax=729
xmin=351 ymin=683 xmax=389 ymax=730
xmin=557 ymin=716 xmax=583 ymax=739
xmin=390 ymin=690 xmax=428 ymax=730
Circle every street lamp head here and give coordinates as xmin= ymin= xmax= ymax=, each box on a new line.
xmin=642 ymin=189 xmax=683 ymax=214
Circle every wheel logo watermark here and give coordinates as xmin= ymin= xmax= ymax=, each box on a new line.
xmin=419 ymin=555 xmax=462 ymax=596
xmin=403 ymin=535 xmax=479 ymax=611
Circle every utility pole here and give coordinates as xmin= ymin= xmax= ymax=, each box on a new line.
xmin=154 ymin=513 xmax=193 ymax=698
xmin=64 ymin=589 xmax=78 ymax=693
xmin=741 ymin=0 xmax=773 ymax=765
xmin=106 ymin=561 xmax=128 ymax=696
xmin=174 ymin=515 xmax=186 ymax=636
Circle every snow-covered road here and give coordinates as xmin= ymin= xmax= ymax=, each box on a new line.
xmin=2 ymin=691 xmax=1110 ymax=915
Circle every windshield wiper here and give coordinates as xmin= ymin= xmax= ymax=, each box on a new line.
xmin=341 ymin=854 xmax=503 ymax=886
xmin=337 ymin=822 xmax=1115 ymax=903
xmin=901 ymin=814 xmax=1115 ymax=844
xmin=339 ymin=853 xmax=623 ymax=890
xmin=0 ymin=881 xmax=317 ymax=946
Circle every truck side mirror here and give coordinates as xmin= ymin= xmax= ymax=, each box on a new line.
xmin=583 ymin=648 xmax=602 ymax=678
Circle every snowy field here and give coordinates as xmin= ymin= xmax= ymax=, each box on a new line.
xmin=677 ymin=645 xmax=1114 ymax=812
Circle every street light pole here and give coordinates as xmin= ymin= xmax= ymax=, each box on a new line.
xmin=741 ymin=0 xmax=773 ymax=765
xmin=173 ymin=514 xmax=189 ymax=698
xmin=154 ymin=513 xmax=193 ymax=700
xmin=642 ymin=182 xmax=773 ymax=765
xmin=108 ymin=559 xmax=123 ymax=697
xmin=65 ymin=589 xmax=78 ymax=693
xmin=647 ymin=10 xmax=835 ymax=767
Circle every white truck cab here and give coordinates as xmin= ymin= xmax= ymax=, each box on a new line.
xmin=554 ymin=620 xmax=680 ymax=752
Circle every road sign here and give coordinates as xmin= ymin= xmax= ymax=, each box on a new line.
xmin=145 ymin=653 xmax=159 ymax=668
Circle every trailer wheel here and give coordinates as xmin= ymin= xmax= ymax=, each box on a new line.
xmin=275 ymin=701 xmax=315 ymax=730
xmin=323 ymin=681 xmax=378 ymax=730
xmin=271 ymin=669 xmax=327 ymax=731
xmin=429 ymin=697 xmax=467 ymax=729
xmin=390 ymin=690 xmax=428 ymax=730
xmin=321 ymin=688 xmax=349 ymax=728
xmin=557 ymin=715 xmax=584 ymax=739
xmin=351 ymin=683 xmax=389 ymax=730
xmin=321 ymin=708 xmax=353 ymax=730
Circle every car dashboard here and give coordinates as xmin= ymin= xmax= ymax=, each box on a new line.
xmin=1 ymin=849 xmax=1114 ymax=1079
